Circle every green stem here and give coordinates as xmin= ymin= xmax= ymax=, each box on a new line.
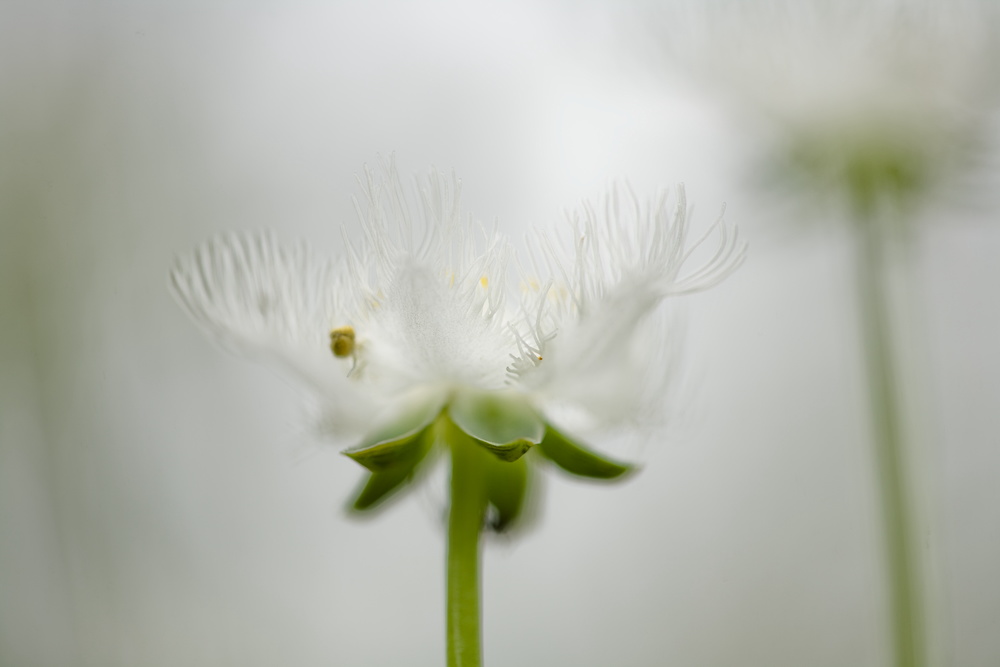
xmin=446 ymin=422 xmax=488 ymax=667
xmin=853 ymin=206 xmax=925 ymax=667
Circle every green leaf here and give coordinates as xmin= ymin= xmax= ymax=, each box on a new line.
xmin=343 ymin=391 xmax=444 ymax=472
xmin=484 ymin=454 xmax=529 ymax=532
xmin=350 ymin=433 xmax=433 ymax=511
xmin=536 ymin=425 xmax=634 ymax=480
xmin=351 ymin=467 xmax=415 ymax=511
xmin=448 ymin=389 xmax=545 ymax=462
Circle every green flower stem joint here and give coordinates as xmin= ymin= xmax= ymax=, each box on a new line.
xmin=344 ymin=388 xmax=631 ymax=667
xmin=170 ymin=161 xmax=743 ymax=666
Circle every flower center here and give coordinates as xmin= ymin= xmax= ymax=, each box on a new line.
xmin=360 ymin=261 xmax=512 ymax=390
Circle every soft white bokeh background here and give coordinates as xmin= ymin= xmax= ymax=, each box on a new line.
xmin=1 ymin=2 xmax=997 ymax=666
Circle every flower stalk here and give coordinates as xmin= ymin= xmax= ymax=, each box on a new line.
xmin=445 ymin=419 xmax=488 ymax=667
xmin=851 ymin=197 xmax=925 ymax=667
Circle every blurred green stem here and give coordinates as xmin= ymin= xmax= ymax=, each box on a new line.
xmin=446 ymin=422 xmax=487 ymax=667
xmin=853 ymin=204 xmax=925 ymax=667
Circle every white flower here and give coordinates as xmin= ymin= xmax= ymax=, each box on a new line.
xmin=674 ymin=0 xmax=998 ymax=213
xmin=170 ymin=159 xmax=744 ymax=516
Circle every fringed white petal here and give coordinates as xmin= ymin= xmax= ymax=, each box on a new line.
xmin=169 ymin=231 xmax=382 ymax=439
xmin=513 ymin=184 xmax=745 ymax=428
xmin=169 ymin=232 xmax=334 ymax=352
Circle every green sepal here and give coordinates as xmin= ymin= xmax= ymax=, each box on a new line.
xmin=343 ymin=392 xmax=444 ymax=472
xmin=350 ymin=430 xmax=434 ymax=511
xmin=484 ymin=454 xmax=529 ymax=532
xmin=536 ymin=425 xmax=634 ymax=480
xmin=448 ymin=389 xmax=545 ymax=462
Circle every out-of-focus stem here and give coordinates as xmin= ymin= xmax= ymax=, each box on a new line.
xmin=853 ymin=205 xmax=926 ymax=667
xmin=445 ymin=422 xmax=488 ymax=667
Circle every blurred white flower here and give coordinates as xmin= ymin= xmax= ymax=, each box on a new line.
xmin=676 ymin=0 xmax=998 ymax=216
xmin=170 ymin=159 xmax=743 ymax=516
xmin=661 ymin=4 xmax=997 ymax=666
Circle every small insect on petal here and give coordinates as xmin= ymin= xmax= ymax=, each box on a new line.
xmin=330 ymin=326 xmax=356 ymax=358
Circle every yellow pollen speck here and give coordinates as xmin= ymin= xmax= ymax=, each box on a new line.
xmin=329 ymin=325 xmax=356 ymax=358
xmin=548 ymin=285 xmax=570 ymax=304
xmin=479 ymin=276 xmax=489 ymax=288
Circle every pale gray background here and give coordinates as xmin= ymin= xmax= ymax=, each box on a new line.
xmin=1 ymin=2 xmax=997 ymax=666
